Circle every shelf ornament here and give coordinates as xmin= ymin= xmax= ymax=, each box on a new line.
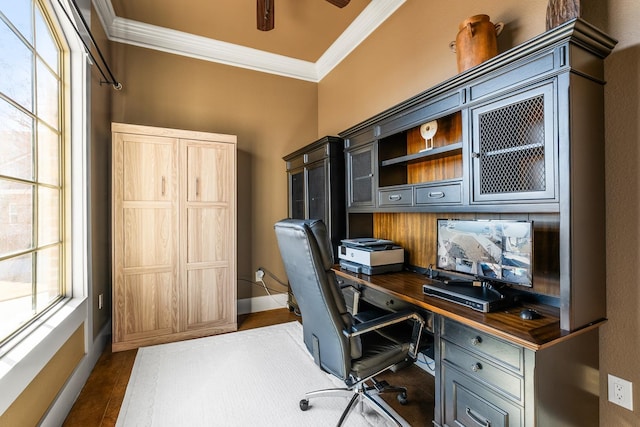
xmin=420 ymin=120 xmax=438 ymax=152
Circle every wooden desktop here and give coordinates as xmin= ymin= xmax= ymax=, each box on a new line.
xmin=336 ymin=266 xmax=603 ymax=427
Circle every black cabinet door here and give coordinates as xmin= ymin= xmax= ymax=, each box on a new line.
xmin=307 ymin=161 xmax=327 ymax=222
xmin=289 ymin=169 xmax=305 ymax=219
xmin=347 ymin=142 xmax=376 ymax=209
xmin=470 ymin=82 xmax=556 ymax=204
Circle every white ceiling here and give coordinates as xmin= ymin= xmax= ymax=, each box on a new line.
xmin=92 ymin=0 xmax=407 ymax=82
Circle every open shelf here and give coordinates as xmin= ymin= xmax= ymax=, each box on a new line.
xmin=381 ymin=142 xmax=463 ymax=167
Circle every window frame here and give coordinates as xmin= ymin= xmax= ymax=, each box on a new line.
xmin=0 ymin=0 xmax=89 ymax=416
xmin=0 ymin=0 xmax=67 ymax=348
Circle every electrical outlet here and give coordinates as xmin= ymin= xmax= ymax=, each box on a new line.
xmin=98 ymin=293 xmax=104 ymax=310
xmin=608 ymin=374 xmax=634 ymax=411
xmin=255 ymin=268 xmax=265 ymax=282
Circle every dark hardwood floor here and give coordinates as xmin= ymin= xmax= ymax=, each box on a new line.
xmin=63 ymin=308 xmax=435 ymax=426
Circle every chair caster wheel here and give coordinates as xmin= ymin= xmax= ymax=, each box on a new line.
xmin=397 ymin=392 xmax=408 ymax=405
xmin=300 ymin=399 xmax=309 ymax=411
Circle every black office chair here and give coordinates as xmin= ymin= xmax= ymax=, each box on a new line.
xmin=274 ymin=219 xmax=424 ymax=427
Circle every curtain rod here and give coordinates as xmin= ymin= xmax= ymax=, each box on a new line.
xmin=57 ymin=0 xmax=122 ymax=90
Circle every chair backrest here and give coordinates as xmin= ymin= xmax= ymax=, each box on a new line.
xmin=274 ymin=219 xmax=357 ymax=380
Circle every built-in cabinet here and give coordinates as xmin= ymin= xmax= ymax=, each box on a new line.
xmin=112 ymin=123 xmax=237 ymax=352
xmin=340 ymin=19 xmax=616 ymax=332
xmin=283 ymin=136 xmax=345 ymax=257
xmin=437 ymin=316 xmax=599 ymax=427
xmin=337 ymin=19 xmax=616 ymax=426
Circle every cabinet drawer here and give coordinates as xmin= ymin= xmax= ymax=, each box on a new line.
xmin=379 ymin=188 xmax=413 ymax=206
xmin=443 ymin=362 xmax=523 ymax=427
xmin=441 ymin=318 xmax=523 ymax=373
xmin=415 ymin=183 xmax=462 ymax=205
xmin=442 ymin=340 xmax=523 ymax=403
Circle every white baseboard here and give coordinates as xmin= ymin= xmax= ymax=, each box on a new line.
xmin=237 ymin=293 xmax=288 ymax=315
xmin=40 ymin=320 xmax=112 ymax=427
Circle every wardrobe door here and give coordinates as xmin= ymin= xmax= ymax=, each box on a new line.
xmin=113 ymin=133 xmax=179 ymax=348
xmin=182 ymin=141 xmax=236 ymax=331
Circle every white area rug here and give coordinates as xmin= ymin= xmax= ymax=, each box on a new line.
xmin=116 ymin=321 xmax=394 ymax=426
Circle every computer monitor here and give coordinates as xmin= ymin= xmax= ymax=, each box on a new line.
xmin=436 ymin=219 xmax=533 ymax=287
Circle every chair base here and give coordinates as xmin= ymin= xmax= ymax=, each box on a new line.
xmin=299 ymin=377 xmax=410 ymax=427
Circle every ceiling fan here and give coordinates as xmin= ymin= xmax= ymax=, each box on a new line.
xmin=257 ymin=0 xmax=351 ymax=31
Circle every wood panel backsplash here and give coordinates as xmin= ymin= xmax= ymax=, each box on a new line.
xmin=373 ymin=211 xmax=560 ymax=296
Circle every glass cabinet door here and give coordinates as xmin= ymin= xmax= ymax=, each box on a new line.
xmin=289 ymin=170 xmax=305 ymax=219
xmin=306 ymin=161 xmax=327 ymax=222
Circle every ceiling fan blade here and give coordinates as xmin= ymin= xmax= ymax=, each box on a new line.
xmin=257 ymin=0 xmax=275 ymax=31
xmin=326 ymin=0 xmax=351 ymax=7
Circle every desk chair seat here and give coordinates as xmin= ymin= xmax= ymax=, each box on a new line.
xmin=274 ymin=219 xmax=424 ymax=426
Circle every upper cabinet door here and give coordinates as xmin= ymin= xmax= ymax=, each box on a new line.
xmin=470 ymin=82 xmax=557 ymax=204
xmin=118 ymin=134 xmax=176 ymax=202
xmin=306 ymin=160 xmax=328 ymax=222
xmin=186 ymin=142 xmax=233 ymax=203
xmin=347 ymin=142 xmax=377 ymax=210
xmin=289 ymin=169 xmax=305 ymax=219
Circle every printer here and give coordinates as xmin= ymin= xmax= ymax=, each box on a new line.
xmin=338 ymin=238 xmax=404 ymax=275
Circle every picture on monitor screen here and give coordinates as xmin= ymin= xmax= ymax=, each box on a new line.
xmin=436 ymin=219 xmax=533 ymax=287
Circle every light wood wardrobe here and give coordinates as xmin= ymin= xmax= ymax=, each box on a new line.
xmin=111 ymin=123 xmax=237 ymax=351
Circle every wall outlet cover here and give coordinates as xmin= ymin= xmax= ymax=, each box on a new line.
xmin=608 ymin=374 xmax=634 ymax=411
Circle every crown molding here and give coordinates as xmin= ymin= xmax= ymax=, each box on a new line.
xmin=91 ymin=0 xmax=405 ymax=82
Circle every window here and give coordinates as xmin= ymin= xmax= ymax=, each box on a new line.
xmin=0 ymin=0 xmax=66 ymax=345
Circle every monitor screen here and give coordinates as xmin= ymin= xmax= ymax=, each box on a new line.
xmin=436 ymin=219 xmax=533 ymax=287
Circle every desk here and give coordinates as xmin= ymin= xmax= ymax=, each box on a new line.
xmin=334 ymin=267 xmax=604 ymax=427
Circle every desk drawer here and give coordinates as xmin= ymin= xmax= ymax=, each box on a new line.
xmin=441 ymin=318 xmax=523 ymax=374
xmin=442 ymin=340 xmax=523 ymax=403
xmin=442 ymin=361 xmax=523 ymax=427
xmin=378 ymin=188 xmax=413 ymax=206
xmin=415 ymin=183 xmax=462 ymax=205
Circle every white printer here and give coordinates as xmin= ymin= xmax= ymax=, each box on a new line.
xmin=338 ymin=238 xmax=404 ymax=275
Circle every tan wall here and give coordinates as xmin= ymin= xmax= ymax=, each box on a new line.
xmin=0 ymin=325 xmax=84 ymax=426
xmin=109 ymin=46 xmax=318 ymax=298
xmin=90 ymin=5 xmax=113 ymax=339
xmin=601 ymin=0 xmax=640 ymax=424
xmin=318 ymin=0 xmax=548 ymax=136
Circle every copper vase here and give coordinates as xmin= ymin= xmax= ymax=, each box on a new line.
xmin=452 ymin=15 xmax=504 ymax=73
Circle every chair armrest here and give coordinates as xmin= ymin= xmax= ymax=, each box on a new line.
xmin=343 ymin=310 xmax=425 ymax=359
xmin=338 ymin=280 xmax=361 ymax=315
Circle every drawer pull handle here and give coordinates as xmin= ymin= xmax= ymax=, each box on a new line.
xmin=466 ymin=407 xmax=491 ymax=427
xmin=471 ymin=362 xmax=483 ymax=372
xmin=471 ymin=336 xmax=482 ymax=346
xmin=428 ymin=191 xmax=445 ymax=199
xmin=388 ymin=194 xmax=402 ymax=201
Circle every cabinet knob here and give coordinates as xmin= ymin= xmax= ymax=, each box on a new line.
xmin=471 ymin=362 xmax=483 ymax=372
xmin=471 ymin=336 xmax=482 ymax=346
xmin=428 ymin=191 xmax=445 ymax=199
xmin=471 ymin=152 xmax=480 ymax=158
xmin=388 ymin=194 xmax=402 ymax=201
